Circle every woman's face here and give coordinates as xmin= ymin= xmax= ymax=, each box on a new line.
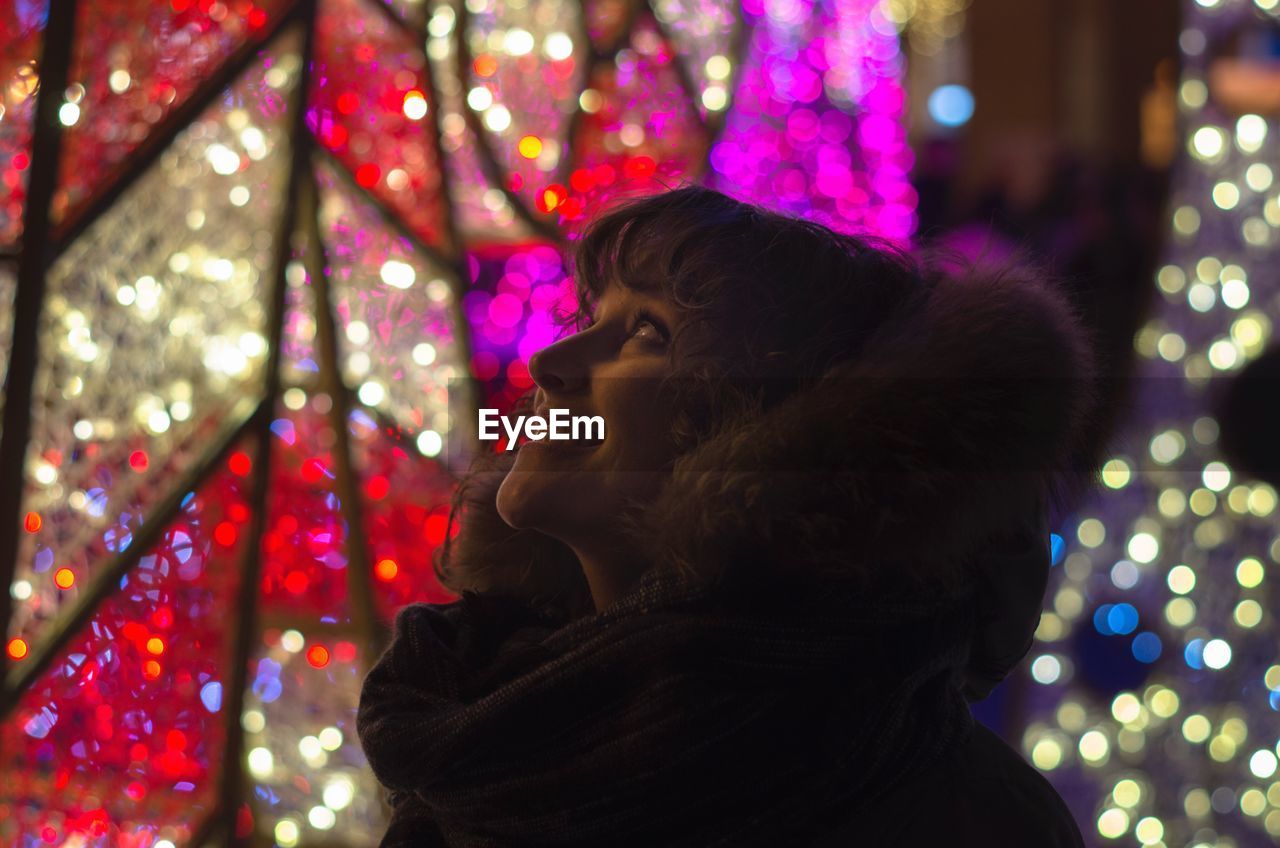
xmin=495 ymin=279 xmax=685 ymax=547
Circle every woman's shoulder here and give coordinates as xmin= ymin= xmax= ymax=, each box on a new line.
xmin=811 ymin=720 xmax=1087 ymax=847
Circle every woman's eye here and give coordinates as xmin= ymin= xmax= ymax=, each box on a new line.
xmin=628 ymin=315 xmax=668 ymax=343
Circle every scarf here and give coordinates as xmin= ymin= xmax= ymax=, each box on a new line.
xmin=357 ymin=562 xmax=978 ymax=847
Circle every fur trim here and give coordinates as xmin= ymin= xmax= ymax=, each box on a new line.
xmin=635 ymin=261 xmax=1101 ymax=597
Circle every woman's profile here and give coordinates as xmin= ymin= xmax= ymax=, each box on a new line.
xmin=357 ymin=184 xmax=1100 ymax=847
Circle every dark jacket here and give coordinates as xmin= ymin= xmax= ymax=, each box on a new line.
xmin=372 ymin=261 xmax=1100 ymax=846
xmin=813 ymin=720 xmax=1087 ymax=847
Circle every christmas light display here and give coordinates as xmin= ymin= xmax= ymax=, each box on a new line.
xmin=1016 ymin=1 xmax=1280 ymax=846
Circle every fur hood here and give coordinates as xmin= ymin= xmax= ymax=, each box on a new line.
xmin=439 ymin=261 xmax=1101 ymax=643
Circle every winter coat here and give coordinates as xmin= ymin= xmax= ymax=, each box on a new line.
xmin=360 ymin=260 xmax=1100 ymax=847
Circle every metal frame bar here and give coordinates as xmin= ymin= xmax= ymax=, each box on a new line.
xmin=213 ymin=3 xmax=320 ymax=841
xmin=303 ymin=162 xmax=386 ymax=654
xmin=0 ymin=0 xmax=79 ymax=683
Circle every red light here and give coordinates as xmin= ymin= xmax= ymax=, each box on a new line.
xmin=355 ymin=164 xmax=381 ymax=187
xmin=284 ymin=571 xmax=309 ymax=594
xmin=301 ymin=457 xmax=326 ymax=483
xmin=334 ymin=641 xmax=357 ymax=663
xmin=336 ymin=92 xmax=360 ymax=114
xmin=126 ymin=781 xmax=146 ymax=800
xmin=365 ymin=475 xmax=390 ymax=501
xmin=623 ymin=155 xmax=656 ymax=179
xmin=306 ymin=645 xmax=330 ymax=668
xmin=570 ymin=168 xmax=595 ymax=193
xmin=214 ymin=521 xmax=238 ymax=547
xmin=6 ymin=638 xmax=28 ymax=660
xmin=143 ymin=660 xmax=162 ymax=679
xmin=229 ymin=502 xmax=250 ymax=522
xmin=247 ymin=7 xmax=267 ymax=27
xmin=425 ymin=513 xmax=449 ymax=545
xmin=129 ymin=450 xmax=149 ymax=471
xmin=152 ymin=605 xmax=174 ymax=629
xmin=374 ymin=558 xmax=398 ymax=581
xmin=24 ymin=511 xmax=41 ymax=533
xmin=228 ymin=451 xmax=252 ymax=476
xmin=130 ymin=743 xmax=148 ymax=761
xmin=54 ymin=567 xmax=75 ymax=589
xmin=166 ymin=729 xmax=187 ymax=751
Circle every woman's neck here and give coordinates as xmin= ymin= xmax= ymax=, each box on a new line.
xmin=568 ymin=540 xmax=649 ymax=612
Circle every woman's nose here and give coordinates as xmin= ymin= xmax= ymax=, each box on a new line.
xmin=527 ymin=336 xmax=589 ymax=394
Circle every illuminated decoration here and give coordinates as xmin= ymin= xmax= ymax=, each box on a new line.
xmin=878 ymin=0 xmax=969 ymax=56
xmin=1016 ymin=1 xmax=1280 ymax=845
xmin=0 ymin=0 xmax=913 ymax=842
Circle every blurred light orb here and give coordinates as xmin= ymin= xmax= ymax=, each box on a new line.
xmin=927 ymin=84 xmax=973 ymax=127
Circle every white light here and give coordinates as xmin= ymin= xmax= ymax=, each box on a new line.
xmin=1031 ymin=655 xmax=1061 ymax=684
xmin=247 ymin=747 xmax=274 ymax=778
xmin=281 ymin=630 xmax=304 ymax=652
xmin=403 ymin=92 xmax=428 ymax=120
xmin=544 ymin=32 xmax=574 ymax=60
xmin=323 ymin=776 xmax=355 ymax=810
xmin=154 ymin=841 xmax=175 ymax=848
xmin=1202 ymin=638 xmax=1231 ymax=669
xmin=359 ymin=381 xmax=386 ymax=406
xmin=701 ymin=85 xmax=728 ymax=112
xmin=467 ymin=87 xmax=494 ymax=111
xmin=11 ymin=580 xmax=32 ymax=601
xmin=58 ymin=102 xmax=80 ymax=126
xmin=206 ymin=143 xmax=241 ymax=175
xmin=1191 ymin=126 xmax=1224 ymax=159
xmin=318 ymin=726 xmax=343 ymax=751
xmin=73 ymin=419 xmax=93 ymax=440
xmin=1221 ymin=279 xmax=1249 ymax=309
xmin=242 ymin=709 xmax=266 ymax=733
xmin=1203 ymin=461 xmax=1231 ymax=491
xmin=299 ymin=735 xmax=323 ymax=759
xmin=274 ymin=820 xmax=299 ymax=848
xmin=417 ymin=430 xmax=443 ymax=457
xmin=1127 ymin=533 xmax=1158 ymax=564
xmin=380 ymin=260 xmax=416 ymax=289
xmin=412 ymin=342 xmax=437 ymax=365
xmin=148 ymin=410 xmax=171 ymax=434
xmin=240 ymin=126 xmax=265 ymax=150
xmin=1236 ymin=114 xmax=1267 ymax=151
xmin=108 ymin=69 xmax=131 ymax=93
xmin=309 ymin=805 xmax=337 ymax=830
xmin=1250 ymin=749 xmax=1278 ymax=778
xmin=229 ymin=186 xmax=251 ymax=206
xmin=505 ymin=28 xmax=534 ymax=55
xmin=484 ymin=104 xmax=512 ymax=132
xmin=346 ymin=321 xmax=371 ymax=346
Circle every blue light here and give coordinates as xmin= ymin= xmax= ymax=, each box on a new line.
xmin=201 ymin=681 xmax=223 ymax=713
xmin=1093 ymin=604 xmax=1115 ymax=635
xmin=270 ymin=417 xmax=297 ymax=445
xmin=1185 ymin=638 xmax=1205 ymax=670
xmin=928 ymin=85 xmax=975 ymax=128
xmin=1049 ymin=533 xmax=1065 ymax=566
xmin=1131 ymin=631 xmax=1162 ymax=663
xmin=1107 ymin=603 xmax=1139 ymax=635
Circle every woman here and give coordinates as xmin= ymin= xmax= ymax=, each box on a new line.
xmin=357 ymin=184 xmax=1100 ymax=846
